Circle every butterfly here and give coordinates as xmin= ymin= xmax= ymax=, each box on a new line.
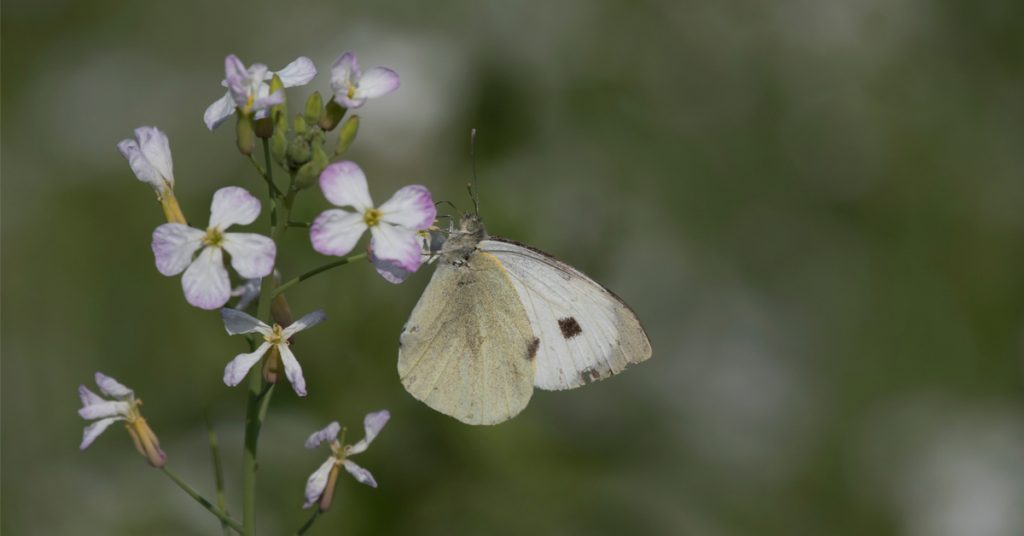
xmin=397 ymin=213 xmax=652 ymax=425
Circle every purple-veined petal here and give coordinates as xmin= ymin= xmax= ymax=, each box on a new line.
xmin=95 ymin=372 xmax=133 ymax=399
xmin=152 ymin=224 xmax=205 ymax=276
xmin=319 ymin=161 xmax=373 ymax=210
xmin=223 ymin=342 xmax=271 ymax=387
xmin=221 ymin=232 xmax=275 ymax=278
xmin=79 ymin=400 xmax=131 ymax=420
xmin=353 ymin=67 xmax=400 ymax=100
xmin=378 ymin=185 xmax=436 ymax=230
xmin=305 ymin=421 xmax=341 ymax=449
xmin=224 ymin=54 xmax=250 ymax=105
xmin=220 ymin=308 xmax=270 ymax=336
xmin=278 ymin=343 xmax=307 ymax=397
xmin=275 ymin=57 xmax=317 ymax=87
xmin=282 ymin=310 xmax=327 ymax=338
xmin=79 ymin=385 xmax=105 ymax=407
xmin=342 ymin=459 xmax=377 ymax=488
xmin=204 ymin=92 xmax=237 ymax=130
xmin=329 ymin=52 xmax=359 ymax=94
xmin=209 ymin=186 xmax=262 ymax=230
xmin=348 ymin=410 xmax=390 ymax=455
xmin=304 ymin=458 xmax=336 ymax=508
xmin=117 ymin=139 xmax=163 ymax=190
xmin=135 ymin=126 xmax=174 ymax=187
xmin=369 ymin=224 xmax=422 ymax=284
xmin=81 ymin=417 xmax=123 ymax=450
xmin=182 ymin=247 xmax=231 ymax=310
xmin=249 ymin=87 xmax=285 ymax=112
xmin=310 ymin=209 xmax=368 ymax=257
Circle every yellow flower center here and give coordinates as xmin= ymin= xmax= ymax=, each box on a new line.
xmin=264 ymin=324 xmax=286 ymax=345
xmin=203 ymin=227 xmax=224 ymax=247
xmin=244 ymin=94 xmax=255 ymax=113
xmin=363 ymin=208 xmax=382 ymax=228
xmin=346 ymin=83 xmax=357 ymax=99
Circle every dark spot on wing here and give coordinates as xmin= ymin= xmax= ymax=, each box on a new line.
xmin=526 ymin=337 xmax=540 ymax=360
xmin=580 ymin=368 xmax=602 ymax=384
xmin=558 ymin=317 xmax=582 ymax=339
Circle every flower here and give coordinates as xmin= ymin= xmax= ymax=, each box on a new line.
xmin=220 ymin=308 xmax=326 ymax=396
xmin=117 ymin=126 xmax=186 ymax=224
xmin=303 ymin=411 xmax=390 ymax=511
xmin=204 ymin=54 xmax=317 ymax=130
xmin=78 ymin=372 xmax=166 ymax=468
xmin=151 ymin=187 xmax=275 ymax=310
xmin=330 ymin=52 xmax=400 ymax=109
xmin=310 ymin=161 xmax=436 ymax=284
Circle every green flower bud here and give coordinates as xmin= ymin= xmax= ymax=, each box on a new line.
xmin=269 ymin=74 xmax=287 ymax=126
xmin=320 ymin=98 xmax=346 ymax=131
xmin=270 ymin=128 xmax=288 ymax=166
xmin=303 ymin=91 xmax=323 ymax=127
xmin=293 ymin=114 xmax=307 ymax=136
xmin=293 ymin=143 xmax=329 ymax=190
xmin=335 ymin=115 xmax=360 ymax=157
xmin=286 ymin=136 xmax=311 ymax=170
xmin=236 ymin=112 xmax=255 ymax=156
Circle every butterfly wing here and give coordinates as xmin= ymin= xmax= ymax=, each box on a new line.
xmin=479 ymin=238 xmax=652 ymax=391
xmin=398 ymin=250 xmax=537 ymax=425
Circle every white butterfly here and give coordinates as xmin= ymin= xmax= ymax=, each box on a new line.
xmin=398 ymin=213 xmax=652 ymax=425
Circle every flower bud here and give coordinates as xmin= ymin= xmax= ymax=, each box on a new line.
xmin=293 ymin=144 xmax=328 ymax=190
xmin=270 ymin=128 xmax=288 ymax=167
xmin=127 ymin=417 xmax=167 ymax=468
xmin=293 ymin=114 xmax=307 ymax=135
xmin=319 ymin=99 xmax=346 ymax=131
xmin=335 ymin=115 xmax=360 ymax=156
xmin=269 ymin=74 xmax=287 ymax=126
xmin=286 ymin=136 xmax=311 ymax=170
xmin=303 ymin=91 xmax=323 ymax=127
xmin=253 ymin=116 xmax=274 ymax=139
xmin=236 ymin=113 xmax=255 ymax=156
xmin=271 ymin=293 xmax=294 ymax=328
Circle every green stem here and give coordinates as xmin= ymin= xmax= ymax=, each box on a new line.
xmin=294 ymin=510 xmax=321 ymax=535
xmin=205 ymin=414 xmax=231 ymax=536
xmin=161 ymin=467 xmax=244 ymax=534
xmin=272 ymin=253 xmax=368 ymax=298
xmin=247 ymin=154 xmax=284 ymax=198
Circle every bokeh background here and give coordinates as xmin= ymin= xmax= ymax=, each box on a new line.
xmin=4 ymin=1 xmax=1024 ymax=534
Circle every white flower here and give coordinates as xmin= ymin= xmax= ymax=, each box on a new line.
xmin=78 ymin=372 xmax=166 ymax=467
xmin=151 ymin=187 xmax=275 ymax=310
xmin=204 ymin=54 xmax=317 ymax=130
xmin=117 ymin=126 xmax=174 ymax=194
xmin=303 ymin=411 xmax=390 ymax=511
xmin=310 ymin=161 xmax=436 ymax=284
xmin=330 ymin=52 xmax=400 ymax=109
xmin=220 ymin=308 xmax=326 ymax=396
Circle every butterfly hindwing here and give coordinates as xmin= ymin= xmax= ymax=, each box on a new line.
xmin=479 ymin=238 xmax=652 ymax=391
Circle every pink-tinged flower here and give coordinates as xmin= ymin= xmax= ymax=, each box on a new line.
xmin=330 ymin=52 xmax=400 ymax=109
xmin=117 ymin=126 xmax=187 ymax=224
xmin=310 ymin=161 xmax=436 ymax=284
xmin=220 ymin=308 xmax=326 ymax=396
xmin=204 ymin=54 xmax=317 ymax=130
xmin=303 ymin=411 xmax=390 ymax=511
xmin=151 ymin=187 xmax=275 ymax=310
xmin=78 ymin=372 xmax=166 ymax=468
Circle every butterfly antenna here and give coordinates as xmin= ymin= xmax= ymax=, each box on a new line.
xmin=468 ymin=128 xmax=481 ymax=218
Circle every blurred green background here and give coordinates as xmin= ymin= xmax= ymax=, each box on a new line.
xmin=4 ymin=1 xmax=1024 ymax=534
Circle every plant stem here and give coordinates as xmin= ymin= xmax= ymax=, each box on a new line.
xmin=294 ymin=510 xmax=321 ymax=535
xmin=272 ymin=253 xmax=368 ymax=298
xmin=161 ymin=467 xmax=244 ymax=534
xmin=247 ymin=154 xmax=284 ymax=198
xmin=205 ymin=414 xmax=231 ymax=536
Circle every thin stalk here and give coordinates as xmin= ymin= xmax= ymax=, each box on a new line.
xmin=272 ymin=253 xmax=368 ymax=298
xmin=161 ymin=467 xmax=244 ymax=534
xmin=294 ymin=510 xmax=321 ymax=535
xmin=246 ymin=154 xmax=284 ymax=198
xmin=205 ymin=414 xmax=231 ymax=536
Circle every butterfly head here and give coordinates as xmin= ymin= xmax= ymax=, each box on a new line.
xmin=439 ymin=212 xmax=486 ymax=262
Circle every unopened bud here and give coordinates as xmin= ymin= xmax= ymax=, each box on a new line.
xmin=271 ymin=293 xmax=294 ymax=327
xmin=253 ymin=116 xmax=273 ymax=139
xmin=335 ymin=115 xmax=360 ymax=157
xmin=320 ymin=99 xmax=346 ymax=131
xmin=286 ymin=136 xmax=311 ymax=170
xmin=303 ymin=91 xmax=323 ymax=126
xmin=269 ymin=74 xmax=287 ymax=125
xmin=270 ymin=128 xmax=288 ymax=167
xmin=236 ymin=113 xmax=255 ymax=156
xmin=293 ymin=115 xmax=307 ymax=136
xmin=293 ymin=144 xmax=328 ymax=190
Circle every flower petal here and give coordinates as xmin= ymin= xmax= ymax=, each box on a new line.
xmin=81 ymin=417 xmax=122 ymax=450
xmin=152 ymin=224 xmax=205 ymax=276
xmin=304 ymin=458 xmax=336 ymax=508
xmin=249 ymin=87 xmax=285 ymax=112
xmin=353 ymin=67 xmax=400 ymax=100
xmin=79 ymin=400 xmax=131 ymax=420
xmin=79 ymin=385 xmax=104 ymax=407
xmin=222 ymin=232 xmax=275 ymax=278
xmin=282 ymin=310 xmax=327 ymax=338
xmin=204 ymin=92 xmax=237 ymax=130
xmin=329 ymin=52 xmax=359 ymax=95
xmin=319 ymin=161 xmax=373 ymax=211
xmin=209 ymin=186 xmax=262 ymax=230
xmin=231 ymin=277 xmax=262 ymax=309
xmin=95 ymin=372 xmax=133 ymax=399
xmin=135 ymin=126 xmax=174 ymax=187
xmin=310 ymin=209 xmax=368 ymax=257
xmin=278 ymin=343 xmax=307 ymax=397
xmin=336 ymin=95 xmax=366 ymax=109
xmin=223 ymin=342 xmax=271 ymax=387
xmin=182 ymin=247 xmax=231 ymax=310
xmin=378 ymin=185 xmax=436 ymax=230
xmin=221 ymin=308 xmax=270 ymax=336
xmin=275 ymin=57 xmax=317 ymax=87
xmin=305 ymin=421 xmax=341 ymax=449
xmin=117 ymin=139 xmax=163 ymax=190
xmin=369 ymin=225 xmax=423 ymax=284
xmin=347 ymin=410 xmax=390 ymax=455
xmin=342 ymin=459 xmax=377 ymax=488
xmin=224 ymin=54 xmax=250 ymax=105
